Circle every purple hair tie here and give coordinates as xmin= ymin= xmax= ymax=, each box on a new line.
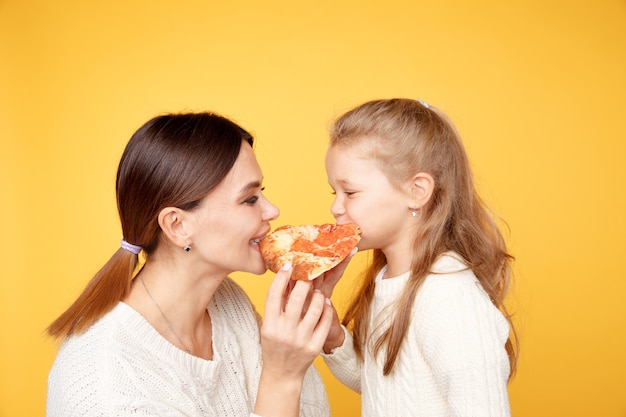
xmin=121 ymin=239 xmax=142 ymax=255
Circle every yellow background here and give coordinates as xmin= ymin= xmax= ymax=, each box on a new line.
xmin=1 ymin=1 xmax=625 ymax=416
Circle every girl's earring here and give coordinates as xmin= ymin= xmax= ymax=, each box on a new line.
xmin=411 ymin=207 xmax=419 ymax=217
xmin=183 ymin=245 xmax=192 ymax=252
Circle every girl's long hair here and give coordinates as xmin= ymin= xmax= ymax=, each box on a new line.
xmin=47 ymin=112 xmax=253 ymax=339
xmin=332 ymin=98 xmax=518 ymax=378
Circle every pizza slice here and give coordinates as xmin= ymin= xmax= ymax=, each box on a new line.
xmin=259 ymin=223 xmax=361 ymax=281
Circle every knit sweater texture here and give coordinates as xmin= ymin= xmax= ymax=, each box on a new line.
xmin=322 ymin=252 xmax=511 ymax=417
xmin=47 ymin=277 xmax=329 ymax=417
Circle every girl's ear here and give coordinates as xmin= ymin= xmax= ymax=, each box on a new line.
xmin=157 ymin=207 xmax=190 ymax=249
xmin=409 ymin=172 xmax=435 ymax=209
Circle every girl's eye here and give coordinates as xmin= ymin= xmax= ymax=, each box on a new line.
xmin=330 ymin=190 xmax=356 ymax=196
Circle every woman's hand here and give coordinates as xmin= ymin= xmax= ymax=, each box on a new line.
xmin=254 ymin=263 xmax=333 ymax=417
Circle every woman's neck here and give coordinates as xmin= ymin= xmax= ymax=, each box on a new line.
xmin=124 ymin=260 xmax=221 ymax=359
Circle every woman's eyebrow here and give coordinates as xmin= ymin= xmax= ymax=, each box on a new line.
xmin=238 ymin=180 xmax=262 ymax=194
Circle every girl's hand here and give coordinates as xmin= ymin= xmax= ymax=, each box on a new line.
xmin=254 ymin=263 xmax=333 ymax=417
xmin=322 ymin=302 xmax=345 ymax=354
xmin=313 ymin=247 xmax=358 ymax=298
xmin=313 ymin=248 xmax=356 ymax=354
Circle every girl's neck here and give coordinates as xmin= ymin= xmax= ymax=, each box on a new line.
xmin=381 ymin=266 xmax=411 ymax=279
xmin=381 ymin=246 xmax=413 ymax=279
xmin=380 ymin=232 xmax=413 ymax=279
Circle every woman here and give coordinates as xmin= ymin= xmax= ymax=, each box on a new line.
xmin=46 ymin=112 xmax=332 ymax=417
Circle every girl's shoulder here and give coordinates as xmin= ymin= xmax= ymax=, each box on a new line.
xmin=430 ymin=251 xmax=471 ymax=274
xmin=415 ymin=252 xmax=508 ymax=331
xmin=419 ymin=252 xmax=489 ymax=304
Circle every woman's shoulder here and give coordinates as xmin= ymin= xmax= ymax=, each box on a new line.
xmin=48 ymin=303 xmax=132 ymax=387
xmin=53 ymin=303 xmax=140 ymax=358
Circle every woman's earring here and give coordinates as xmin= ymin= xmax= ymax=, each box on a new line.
xmin=411 ymin=207 xmax=419 ymax=217
xmin=183 ymin=245 xmax=191 ymax=252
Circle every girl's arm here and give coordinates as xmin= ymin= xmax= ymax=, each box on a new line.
xmin=254 ymin=264 xmax=333 ymax=417
xmin=321 ymin=325 xmax=362 ymax=393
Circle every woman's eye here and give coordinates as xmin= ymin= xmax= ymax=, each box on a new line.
xmin=243 ymin=187 xmax=265 ymax=205
xmin=244 ymin=195 xmax=260 ymax=205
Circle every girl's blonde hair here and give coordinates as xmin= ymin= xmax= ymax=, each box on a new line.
xmin=331 ymin=98 xmax=518 ymax=378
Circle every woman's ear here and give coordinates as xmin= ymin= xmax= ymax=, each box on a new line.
xmin=157 ymin=207 xmax=190 ymax=249
xmin=409 ymin=172 xmax=435 ymax=209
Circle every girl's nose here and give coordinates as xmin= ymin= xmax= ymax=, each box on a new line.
xmin=330 ymin=198 xmax=345 ymax=219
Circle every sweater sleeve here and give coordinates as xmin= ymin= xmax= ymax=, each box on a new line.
xmin=321 ymin=325 xmax=362 ymax=393
xmin=414 ymin=272 xmax=511 ymax=417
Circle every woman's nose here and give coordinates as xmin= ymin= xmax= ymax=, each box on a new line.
xmin=263 ymin=198 xmax=280 ymax=221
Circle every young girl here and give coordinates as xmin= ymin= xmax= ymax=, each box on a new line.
xmin=320 ymin=98 xmax=518 ymax=416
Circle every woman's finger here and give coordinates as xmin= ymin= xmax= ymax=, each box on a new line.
xmin=264 ymin=262 xmax=293 ymax=320
xmin=284 ymin=279 xmax=313 ymax=319
xmin=306 ymin=297 xmax=334 ymax=352
xmin=299 ymin=290 xmax=326 ymax=330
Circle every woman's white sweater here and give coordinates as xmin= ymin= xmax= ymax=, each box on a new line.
xmin=47 ymin=277 xmax=329 ymax=417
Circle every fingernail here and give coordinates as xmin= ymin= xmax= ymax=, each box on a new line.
xmin=314 ymin=289 xmax=322 ymax=294
xmin=325 ymin=298 xmax=332 ymax=306
xmin=350 ymin=247 xmax=358 ymax=256
xmin=281 ymin=262 xmax=292 ymax=271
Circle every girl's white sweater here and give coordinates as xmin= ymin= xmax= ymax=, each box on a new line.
xmin=323 ymin=253 xmax=511 ymax=417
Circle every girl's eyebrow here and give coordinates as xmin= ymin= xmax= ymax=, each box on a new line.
xmin=335 ymin=179 xmax=354 ymax=186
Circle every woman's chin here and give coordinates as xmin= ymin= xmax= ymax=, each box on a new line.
xmin=244 ymin=256 xmax=268 ymax=276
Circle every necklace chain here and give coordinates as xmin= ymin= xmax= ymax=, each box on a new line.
xmin=140 ymin=276 xmax=209 ymax=355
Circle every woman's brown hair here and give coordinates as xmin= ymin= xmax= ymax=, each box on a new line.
xmin=331 ymin=98 xmax=518 ymax=379
xmin=47 ymin=112 xmax=254 ymax=339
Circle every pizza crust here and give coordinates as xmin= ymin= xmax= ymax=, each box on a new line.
xmin=259 ymin=223 xmax=361 ymax=280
